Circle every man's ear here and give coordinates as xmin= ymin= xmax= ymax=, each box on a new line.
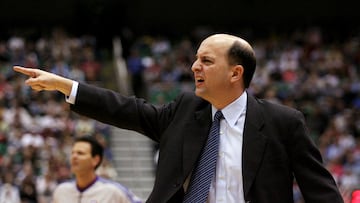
xmin=231 ymin=65 xmax=244 ymax=82
xmin=92 ymin=155 xmax=101 ymax=168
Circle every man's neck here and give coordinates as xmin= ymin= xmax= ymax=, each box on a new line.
xmin=76 ymin=173 xmax=97 ymax=192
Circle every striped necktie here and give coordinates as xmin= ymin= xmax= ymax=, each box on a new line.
xmin=183 ymin=110 xmax=223 ymax=203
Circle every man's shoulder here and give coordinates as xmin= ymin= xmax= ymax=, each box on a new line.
xmin=251 ymin=94 xmax=298 ymax=112
xmin=96 ymin=177 xmax=131 ymax=192
xmin=54 ymin=180 xmax=75 ymax=191
xmin=53 ymin=180 xmax=77 ymax=200
xmin=96 ymin=177 xmax=143 ymax=202
xmin=249 ymin=93 xmax=303 ymax=121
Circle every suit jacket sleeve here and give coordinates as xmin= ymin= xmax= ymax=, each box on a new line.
xmin=289 ymin=110 xmax=343 ymax=202
xmin=70 ymin=83 xmax=176 ymax=142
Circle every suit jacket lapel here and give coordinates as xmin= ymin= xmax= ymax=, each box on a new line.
xmin=242 ymin=93 xmax=267 ymax=198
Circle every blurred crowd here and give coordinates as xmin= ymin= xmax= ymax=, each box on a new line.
xmin=0 ymin=26 xmax=360 ymax=203
xmin=0 ymin=28 xmax=117 ymax=203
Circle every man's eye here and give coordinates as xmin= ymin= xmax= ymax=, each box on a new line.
xmin=202 ymin=59 xmax=212 ymax=64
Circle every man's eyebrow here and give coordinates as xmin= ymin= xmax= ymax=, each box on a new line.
xmin=196 ymin=51 xmax=213 ymax=58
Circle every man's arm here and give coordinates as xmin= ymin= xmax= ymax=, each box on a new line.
xmin=13 ymin=66 xmax=74 ymax=96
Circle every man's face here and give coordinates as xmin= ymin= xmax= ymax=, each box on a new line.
xmin=191 ymin=35 xmax=234 ymax=103
xmin=71 ymin=142 xmax=98 ymax=175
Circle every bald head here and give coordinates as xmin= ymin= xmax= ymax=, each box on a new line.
xmin=203 ymin=34 xmax=253 ymax=51
xmin=191 ymin=33 xmax=257 ymax=108
xmin=202 ymin=34 xmax=256 ymax=88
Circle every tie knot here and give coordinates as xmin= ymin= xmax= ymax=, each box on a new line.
xmin=214 ymin=110 xmax=223 ymax=122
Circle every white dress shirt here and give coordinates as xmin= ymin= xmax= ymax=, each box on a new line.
xmin=65 ymin=81 xmax=79 ymax=104
xmin=208 ymin=91 xmax=247 ymax=203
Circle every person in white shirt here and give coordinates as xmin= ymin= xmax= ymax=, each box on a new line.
xmin=52 ymin=135 xmax=142 ymax=203
xmin=0 ymin=171 xmax=21 ymax=203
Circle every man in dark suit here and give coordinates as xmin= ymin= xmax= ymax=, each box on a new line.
xmin=14 ymin=33 xmax=344 ymax=203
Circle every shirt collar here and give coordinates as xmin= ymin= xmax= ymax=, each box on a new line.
xmin=76 ymin=176 xmax=98 ymax=193
xmin=212 ymin=91 xmax=247 ymax=128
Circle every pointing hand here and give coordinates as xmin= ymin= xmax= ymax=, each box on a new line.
xmin=13 ymin=66 xmax=73 ymax=96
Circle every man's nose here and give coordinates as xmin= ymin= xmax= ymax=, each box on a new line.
xmin=191 ymin=60 xmax=200 ymax=72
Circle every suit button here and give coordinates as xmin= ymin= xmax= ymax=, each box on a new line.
xmin=173 ymin=182 xmax=180 ymax=188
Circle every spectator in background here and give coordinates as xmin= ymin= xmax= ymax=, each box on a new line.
xmin=36 ymin=172 xmax=57 ymax=203
xmin=127 ymin=47 xmax=146 ymax=98
xmin=96 ymin=158 xmax=118 ymax=180
xmin=0 ymin=171 xmax=21 ymax=203
xmin=80 ymin=46 xmax=101 ymax=82
xmin=52 ymin=136 xmax=142 ymax=203
xmin=19 ymin=175 xmax=37 ymax=203
xmin=50 ymin=54 xmax=71 ymax=78
xmin=8 ymin=35 xmax=25 ymax=66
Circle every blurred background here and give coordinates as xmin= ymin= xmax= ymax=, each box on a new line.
xmin=0 ymin=0 xmax=360 ymax=202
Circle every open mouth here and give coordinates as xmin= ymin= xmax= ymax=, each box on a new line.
xmin=195 ymin=78 xmax=204 ymax=86
xmin=195 ymin=76 xmax=204 ymax=82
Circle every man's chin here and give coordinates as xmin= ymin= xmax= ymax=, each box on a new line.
xmin=194 ymin=90 xmax=202 ymax=97
xmin=194 ymin=90 xmax=208 ymax=100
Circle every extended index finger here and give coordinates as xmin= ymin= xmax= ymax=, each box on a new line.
xmin=13 ymin=66 xmax=37 ymax=77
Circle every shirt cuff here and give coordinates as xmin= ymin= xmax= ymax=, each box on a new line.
xmin=65 ymin=81 xmax=79 ymax=104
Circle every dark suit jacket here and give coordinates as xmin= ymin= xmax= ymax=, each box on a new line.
xmin=71 ymin=83 xmax=344 ymax=203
